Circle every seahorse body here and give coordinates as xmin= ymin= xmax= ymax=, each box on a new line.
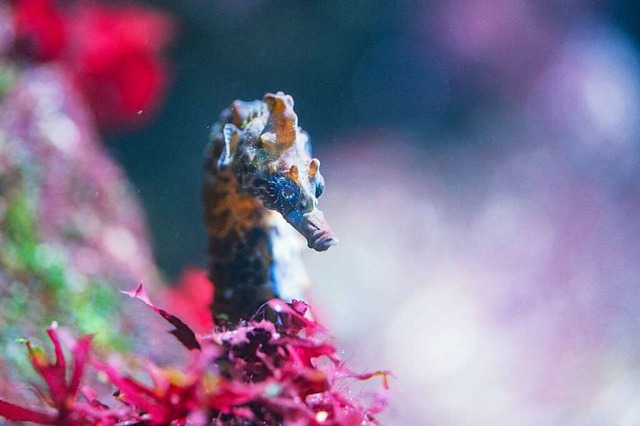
xmin=204 ymin=92 xmax=336 ymax=321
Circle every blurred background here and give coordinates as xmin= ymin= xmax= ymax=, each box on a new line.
xmin=20 ymin=0 xmax=640 ymax=424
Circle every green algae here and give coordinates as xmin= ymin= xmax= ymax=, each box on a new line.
xmin=0 ymin=63 xmax=17 ymax=101
xmin=1 ymin=190 xmax=130 ymax=352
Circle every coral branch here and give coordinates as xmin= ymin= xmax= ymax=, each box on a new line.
xmin=0 ymin=290 xmax=390 ymax=425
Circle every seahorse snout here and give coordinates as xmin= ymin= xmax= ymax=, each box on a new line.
xmin=285 ymin=208 xmax=338 ymax=252
xmin=311 ymin=235 xmax=338 ymax=251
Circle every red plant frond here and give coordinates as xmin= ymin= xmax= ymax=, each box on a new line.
xmin=0 ymin=285 xmax=391 ymax=425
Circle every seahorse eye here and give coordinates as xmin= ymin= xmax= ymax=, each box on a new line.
xmin=314 ymin=172 xmax=325 ymax=198
xmin=281 ymin=184 xmax=296 ymax=199
xmin=264 ymin=175 xmax=300 ymax=213
xmin=315 ymin=180 xmax=324 ymax=198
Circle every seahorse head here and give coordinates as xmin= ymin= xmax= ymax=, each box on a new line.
xmin=221 ymin=92 xmax=337 ymax=251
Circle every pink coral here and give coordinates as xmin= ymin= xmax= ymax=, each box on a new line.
xmin=164 ymin=268 xmax=215 ymax=334
xmin=65 ymin=2 xmax=173 ymax=127
xmin=0 ymin=326 xmax=101 ymax=424
xmin=11 ymin=0 xmax=65 ymax=61
xmin=9 ymin=0 xmax=173 ymax=127
xmin=0 ymin=286 xmax=390 ymax=425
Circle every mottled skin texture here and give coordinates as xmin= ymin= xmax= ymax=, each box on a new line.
xmin=204 ymin=92 xmax=336 ymax=321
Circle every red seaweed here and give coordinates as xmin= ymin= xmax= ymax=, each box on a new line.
xmin=0 ymin=287 xmax=390 ymax=425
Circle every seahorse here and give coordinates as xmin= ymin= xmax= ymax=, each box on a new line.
xmin=203 ymin=92 xmax=337 ymax=321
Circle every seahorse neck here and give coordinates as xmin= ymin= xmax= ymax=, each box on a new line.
xmin=204 ymin=165 xmax=282 ymax=320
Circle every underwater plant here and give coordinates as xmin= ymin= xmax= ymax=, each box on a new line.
xmin=0 ymin=285 xmax=389 ymax=425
